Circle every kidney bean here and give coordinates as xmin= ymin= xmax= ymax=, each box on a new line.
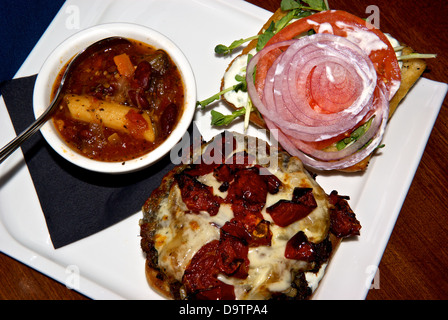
xmin=128 ymin=89 xmax=150 ymax=109
xmin=136 ymin=90 xmax=149 ymax=109
xmin=128 ymin=89 xmax=138 ymax=107
xmin=133 ymin=60 xmax=152 ymax=91
xmin=160 ymin=103 xmax=179 ymax=137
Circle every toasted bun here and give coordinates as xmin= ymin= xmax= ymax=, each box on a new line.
xmin=389 ymin=46 xmax=427 ymax=118
xmin=145 ymin=263 xmax=175 ymax=299
xmin=140 ymin=165 xmax=187 ymax=300
xmin=221 ymin=9 xmax=426 ymax=172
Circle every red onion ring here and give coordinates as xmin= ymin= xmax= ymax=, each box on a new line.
xmin=246 ymin=33 xmax=390 ymax=170
xmin=269 ymin=87 xmax=388 ymax=170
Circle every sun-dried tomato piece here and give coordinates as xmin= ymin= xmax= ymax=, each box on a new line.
xmin=285 ymin=231 xmax=333 ymax=266
xmin=328 ymin=191 xmax=361 ymax=238
xmin=183 ymin=233 xmax=250 ymax=300
xmin=231 ymin=203 xmax=272 ymax=246
xmin=292 ymin=187 xmax=317 ymax=206
xmin=266 ymin=188 xmax=317 ymax=227
xmin=231 ymin=201 xmax=264 ymax=225
xmin=263 ymin=172 xmax=282 ymax=194
xmin=213 ymin=164 xmax=234 ymax=183
xmin=175 ymin=173 xmax=222 ymax=216
xmin=256 ymin=166 xmax=282 ymax=194
xmin=183 ymin=240 xmax=236 ymax=300
xmin=183 ymin=240 xmax=221 ymax=290
xmin=226 ymin=167 xmax=268 ymax=212
xmin=221 ymin=219 xmax=250 ymax=243
xmin=285 ymin=231 xmax=316 ymax=262
xmin=222 ymin=217 xmax=272 ymax=247
xmin=216 ymin=235 xmax=249 ymax=279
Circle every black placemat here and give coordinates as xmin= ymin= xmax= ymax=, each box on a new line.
xmin=0 ymin=75 xmax=177 ymax=248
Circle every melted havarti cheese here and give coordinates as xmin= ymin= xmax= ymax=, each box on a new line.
xmin=155 ymin=187 xmax=229 ymax=282
xmin=218 ymin=154 xmax=330 ymax=299
xmin=153 ymin=136 xmax=330 ymax=299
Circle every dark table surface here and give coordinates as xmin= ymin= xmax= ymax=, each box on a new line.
xmin=1 ymin=0 xmax=447 ymax=300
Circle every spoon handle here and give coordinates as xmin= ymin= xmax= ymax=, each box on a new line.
xmin=0 ymin=37 xmax=130 ymax=165
xmin=0 ymin=103 xmax=54 ymax=164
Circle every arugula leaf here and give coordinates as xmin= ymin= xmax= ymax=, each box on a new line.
xmin=257 ymin=9 xmax=302 ymax=51
xmin=281 ymin=0 xmax=302 ymax=10
xmin=302 ymin=0 xmax=327 ymax=11
xmin=256 ymin=21 xmax=276 ymax=51
xmin=215 ymin=1 xmax=327 ymax=56
xmin=336 ymin=117 xmax=374 ymax=150
xmin=209 ymin=0 xmax=330 ymax=128
xmin=281 ymin=0 xmax=327 ymax=11
xmin=276 ymin=8 xmax=300 ymax=28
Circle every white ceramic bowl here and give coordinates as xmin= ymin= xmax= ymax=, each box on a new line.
xmin=33 ymin=23 xmax=196 ymax=174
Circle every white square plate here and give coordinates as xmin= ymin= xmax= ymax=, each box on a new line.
xmin=0 ymin=0 xmax=447 ymax=299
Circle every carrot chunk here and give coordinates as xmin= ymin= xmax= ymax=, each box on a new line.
xmin=113 ymin=53 xmax=134 ymax=77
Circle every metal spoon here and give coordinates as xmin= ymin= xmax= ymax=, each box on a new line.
xmin=0 ymin=36 xmax=131 ymax=164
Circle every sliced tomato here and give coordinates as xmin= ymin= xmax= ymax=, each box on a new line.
xmin=255 ymin=10 xmax=401 ymax=101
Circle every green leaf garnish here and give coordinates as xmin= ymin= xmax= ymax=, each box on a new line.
xmin=280 ymin=0 xmax=302 ymax=10
xmin=196 ymin=86 xmax=236 ymax=108
xmin=214 ymin=35 xmax=259 ymax=55
xmin=336 ymin=117 xmax=374 ymax=150
xmin=281 ymin=0 xmax=327 ymax=11
xmin=208 ymin=0 xmax=332 ymax=128
xmin=302 ymin=0 xmax=327 ymax=11
xmin=256 ymin=21 xmax=276 ymax=52
xmin=196 ymin=70 xmax=248 ymax=109
xmin=215 ymin=0 xmax=327 ymax=56
xmin=211 ymin=108 xmax=247 ymax=126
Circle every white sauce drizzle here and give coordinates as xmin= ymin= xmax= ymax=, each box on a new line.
xmin=335 ymin=21 xmax=387 ymax=55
